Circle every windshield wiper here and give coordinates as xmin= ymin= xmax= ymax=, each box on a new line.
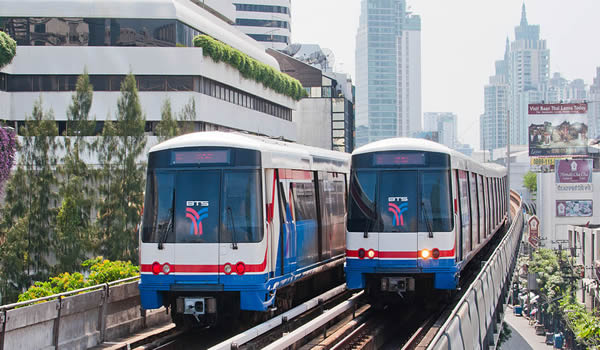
xmin=226 ymin=206 xmax=238 ymax=250
xmin=158 ymin=188 xmax=175 ymax=250
xmin=421 ymin=200 xmax=434 ymax=238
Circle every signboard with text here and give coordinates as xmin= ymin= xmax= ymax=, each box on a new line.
xmin=528 ymin=216 xmax=540 ymax=248
xmin=555 ymin=159 xmax=593 ymax=183
xmin=528 ymin=103 xmax=588 ymax=156
xmin=530 ymin=157 xmax=563 ymax=173
xmin=556 ymin=200 xmax=593 ymax=217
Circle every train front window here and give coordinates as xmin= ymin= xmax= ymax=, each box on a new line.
xmin=419 ymin=171 xmax=452 ymax=232
xmin=221 ymin=170 xmax=263 ymax=243
xmin=142 ymin=172 xmax=175 ymax=243
xmin=175 ymin=171 xmax=221 ymax=243
xmin=347 ymin=171 xmax=379 ymax=232
xmin=378 ymin=171 xmax=418 ymax=232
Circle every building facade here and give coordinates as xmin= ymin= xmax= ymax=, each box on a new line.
xmin=233 ymin=0 xmax=291 ymax=50
xmin=355 ymin=0 xmax=421 ymax=147
xmin=481 ymin=40 xmax=510 ymax=152
xmin=0 ymin=0 xmax=297 ymax=141
xmin=423 ymin=112 xmax=457 ymax=149
xmin=590 ymin=68 xmax=600 ymax=139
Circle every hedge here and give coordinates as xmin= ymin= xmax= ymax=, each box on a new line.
xmin=17 ymin=257 xmax=139 ymax=303
xmin=193 ymin=35 xmax=307 ymax=101
xmin=0 ymin=31 xmax=16 ymax=69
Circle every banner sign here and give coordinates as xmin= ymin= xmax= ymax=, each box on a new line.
xmin=555 ymin=159 xmax=593 ymax=183
xmin=556 ymin=200 xmax=593 ymax=217
xmin=528 ymin=103 xmax=589 ymax=156
xmin=556 ymin=183 xmax=593 ymax=192
xmin=528 ymin=216 xmax=540 ymax=248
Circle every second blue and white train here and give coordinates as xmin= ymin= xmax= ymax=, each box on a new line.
xmin=345 ymin=138 xmax=508 ymax=295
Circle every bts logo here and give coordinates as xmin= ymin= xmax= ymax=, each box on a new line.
xmin=388 ymin=197 xmax=408 ymax=227
xmin=186 ymin=201 xmax=209 ymax=235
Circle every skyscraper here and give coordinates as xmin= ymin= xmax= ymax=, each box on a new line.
xmin=589 ymin=68 xmax=600 ymax=139
xmin=508 ymin=4 xmax=549 ymax=145
xmin=355 ymin=0 xmax=421 ymax=147
xmin=423 ymin=112 xmax=457 ymax=149
xmin=233 ymin=0 xmax=291 ymax=50
xmin=481 ymin=40 xmax=510 ymax=151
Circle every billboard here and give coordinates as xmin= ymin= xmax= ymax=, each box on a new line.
xmin=555 ymin=159 xmax=593 ymax=183
xmin=528 ymin=103 xmax=588 ymax=156
xmin=556 ymin=200 xmax=593 ymax=217
xmin=528 ymin=216 xmax=540 ymax=248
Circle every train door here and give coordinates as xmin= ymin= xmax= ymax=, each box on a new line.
xmin=276 ymin=170 xmax=298 ymax=275
xmin=378 ymin=171 xmax=418 ymax=268
xmin=457 ymin=170 xmax=471 ymax=258
xmin=174 ymin=171 xmax=221 ymax=284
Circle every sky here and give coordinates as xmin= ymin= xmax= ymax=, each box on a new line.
xmin=291 ymin=0 xmax=600 ymax=150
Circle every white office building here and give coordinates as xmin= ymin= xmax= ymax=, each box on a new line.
xmin=423 ymin=112 xmax=457 ymax=149
xmin=355 ymin=0 xmax=421 ymax=147
xmin=233 ymin=0 xmax=291 ymax=50
xmin=0 ymin=0 xmax=297 ymax=141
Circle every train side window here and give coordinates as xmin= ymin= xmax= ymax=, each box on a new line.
xmin=458 ymin=170 xmax=471 ymax=254
xmin=484 ymin=177 xmax=490 ymax=237
xmin=477 ymin=175 xmax=485 ymax=240
xmin=318 ymin=172 xmax=347 ymax=257
xmin=291 ymin=180 xmax=319 ymax=265
xmin=469 ymin=172 xmax=479 ymax=246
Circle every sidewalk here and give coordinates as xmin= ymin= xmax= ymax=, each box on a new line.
xmin=503 ymin=305 xmax=554 ymax=350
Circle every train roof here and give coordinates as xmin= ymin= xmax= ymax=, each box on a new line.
xmin=149 ymin=131 xmax=350 ymax=173
xmin=353 ymin=137 xmax=506 ymax=177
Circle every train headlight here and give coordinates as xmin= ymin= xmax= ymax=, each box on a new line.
xmin=432 ymin=249 xmax=440 ymax=259
xmin=236 ymin=262 xmax=246 ymax=275
xmin=151 ymin=262 xmax=161 ymax=275
xmin=224 ymin=263 xmax=232 ymax=275
xmin=358 ymin=248 xmax=366 ymax=259
xmin=367 ymin=249 xmax=376 ymax=259
xmin=420 ymin=249 xmax=431 ymax=259
xmin=162 ymin=263 xmax=171 ymax=274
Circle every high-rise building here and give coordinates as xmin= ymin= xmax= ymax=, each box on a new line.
xmin=508 ymin=4 xmax=550 ymax=145
xmin=355 ymin=0 xmax=421 ymax=147
xmin=233 ymin=0 xmax=291 ymax=50
xmin=480 ymin=40 xmax=510 ymax=151
xmin=423 ymin=112 xmax=457 ymax=149
xmin=589 ymin=68 xmax=600 ymax=139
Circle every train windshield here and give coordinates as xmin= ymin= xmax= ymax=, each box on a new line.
xmin=142 ymin=169 xmax=263 ymax=244
xmin=347 ymin=170 xmax=452 ymax=233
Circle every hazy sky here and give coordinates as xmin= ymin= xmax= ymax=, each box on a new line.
xmin=291 ymin=0 xmax=600 ymax=150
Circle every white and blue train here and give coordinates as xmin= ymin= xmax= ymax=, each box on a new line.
xmin=139 ymin=132 xmax=349 ymax=326
xmin=345 ymin=138 xmax=507 ymax=294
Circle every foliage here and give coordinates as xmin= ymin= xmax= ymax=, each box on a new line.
xmin=55 ymin=70 xmax=97 ymax=273
xmin=178 ymin=97 xmax=197 ymax=135
xmin=155 ymin=98 xmax=179 ymax=141
xmin=523 ymin=171 xmax=537 ymax=193
xmin=0 ymin=126 xmax=17 ymax=194
xmin=96 ymin=73 xmax=146 ymax=263
xmin=17 ymin=257 xmax=139 ymax=303
xmin=497 ymin=322 xmax=512 ymax=349
xmin=193 ymin=35 xmax=307 ymax=100
xmin=0 ymin=31 xmax=17 ymax=69
xmin=559 ymin=293 xmax=600 ymax=346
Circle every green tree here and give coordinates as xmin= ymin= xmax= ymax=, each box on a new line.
xmin=55 ymin=70 xmax=97 ymax=273
xmin=523 ymin=171 xmax=537 ymax=194
xmin=155 ymin=98 xmax=179 ymax=141
xmin=97 ymin=74 xmax=146 ymax=262
xmin=178 ymin=97 xmax=196 ymax=135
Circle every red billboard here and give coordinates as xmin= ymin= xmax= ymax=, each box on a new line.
xmin=528 ymin=103 xmax=589 ymax=156
xmin=555 ymin=159 xmax=593 ymax=183
xmin=556 ymin=200 xmax=593 ymax=217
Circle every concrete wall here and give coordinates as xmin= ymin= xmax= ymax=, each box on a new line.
xmin=0 ymin=280 xmax=169 ymax=350
xmin=294 ymin=98 xmax=331 ymax=150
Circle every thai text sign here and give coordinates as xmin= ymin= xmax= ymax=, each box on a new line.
xmin=556 ymin=200 xmax=593 ymax=217
xmin=528 ymin=216 xmax=540 ymax=247
xmin=556 ymin=183 xmax=593 ymax=192
xmin=528 ymin=103 xmax=588 ymax=156
xmin=555 ymin=159 xmax=592 ymax=183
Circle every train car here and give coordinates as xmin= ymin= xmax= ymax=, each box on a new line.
xmin=139 ymin=131 xmax=350 ymax=327
xmin=345 ymin=138 xmax=507 ymax=295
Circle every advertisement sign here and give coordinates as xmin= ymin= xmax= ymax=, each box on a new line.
xmin=528 ymin=103 xmax=588 ymax=156
xmin=556 ymin=200 xmax=593 ymax=217
xmin=528 ymin=216 xmax=540 ymax=248
xmin=530 ymin=157 xmax=563 ymax=173
xmin=555 ymin=159 xmax=593 ymax=183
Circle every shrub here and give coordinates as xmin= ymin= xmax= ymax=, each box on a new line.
xmin=193 ymin=34 xmax=305 ymax=100
xmin=17 ymin=257 xmax=139 ymax=303
xmin=0 ymin=31 xmax=17 ymax=69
